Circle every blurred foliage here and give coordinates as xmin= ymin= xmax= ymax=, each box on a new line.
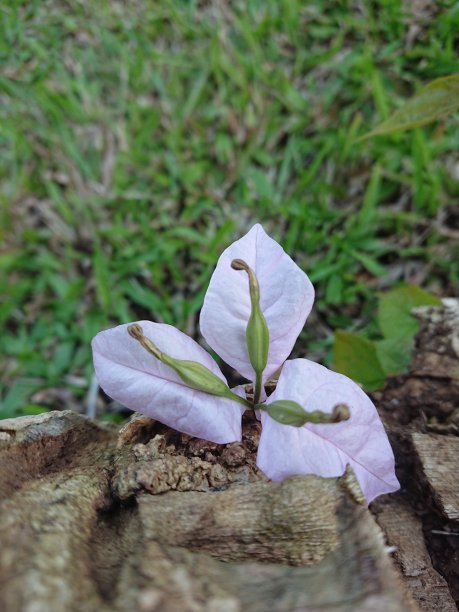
xmin=333 ymin=285 xmax=441 ymax=390
xmin=1 ymin=0 xmax=459 ymax=417
xmin=360 ymin=74 xmax=459 ymax=140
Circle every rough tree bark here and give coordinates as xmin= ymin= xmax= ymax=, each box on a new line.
xmin=1 ymin=300 xmax=458 ymax=611
xmin=372 ymin=299 xmax=459 ymax=611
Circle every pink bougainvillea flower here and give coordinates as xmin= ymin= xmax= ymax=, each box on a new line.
xmin=92 ymin=321 xmax=244 ymax=443
xmin=257 ymin=359 xmax=400 ymax=503
xmin=200 ymin=223 xmax=314 ymax=383
xmin=92 ymin=222 xmax=400 ymax=503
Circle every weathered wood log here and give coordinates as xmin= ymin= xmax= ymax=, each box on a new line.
xmin=2 ymin=299 xmax=458 ymax=611
xmin=373 ymin=299 xmax=459 ymax=609
xmin=411 ymin=433 xmax=459 ymax=522
xmin=373 ymin=494 xmax=456 ymax=612
xmin=0 ymin=410 xmax=410 ymax=611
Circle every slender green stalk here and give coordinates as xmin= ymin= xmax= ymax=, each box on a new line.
xmin=254 ymin=374 xmax=262 ymax=405
xmin=229 ymin=392 xmax=252 ymax=409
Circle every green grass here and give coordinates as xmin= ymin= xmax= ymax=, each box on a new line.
xmin=1 ymin=0 xmax=459 ymax=418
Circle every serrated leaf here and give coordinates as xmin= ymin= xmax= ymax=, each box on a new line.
xmin=360 ymin=74 xmax=459 ymax=140
xmin=378 ymin=285 xmax=441 ymax=342
xmin=333 ymin=330 xmax=386 ymax=391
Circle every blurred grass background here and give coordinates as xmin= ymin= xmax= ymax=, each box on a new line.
xmin=1 ymin=0 xmax=459 ymax=419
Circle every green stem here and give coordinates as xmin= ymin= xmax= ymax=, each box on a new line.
xmin=253 ymin=372 xmax=262 ymax=405
xmin=228 ymin=391 xmax=252 ymax=409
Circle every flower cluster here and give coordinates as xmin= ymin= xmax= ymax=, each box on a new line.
xmin=92 ymin=224 xmax=399 ymax=503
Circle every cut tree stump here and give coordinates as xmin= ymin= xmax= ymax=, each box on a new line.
xmin=1 ymin=299 xmax=459 ymax=611
xmin=0 ymin=410 xmax=409 ymax=611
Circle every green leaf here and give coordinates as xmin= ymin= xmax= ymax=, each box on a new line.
xmin=378 ymin=285 xmax=441 ymax=342
xmin=333 ymin=331 xmax=386 ymax=391
xmin=360 ymin=74 xmax=459 ymax=140
xmin=375 ymin=337 xmax=411 ymax=376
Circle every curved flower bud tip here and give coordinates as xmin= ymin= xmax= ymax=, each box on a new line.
xmin=200 ymin=223 xmax=315 ymax=383
xmin=230 ymin=259 xmax=260 ymax=303
xmin=128 ymin=323 xmax=162 ymax=359
xmin=257 ymin=359 xmax=400 ymax=504
xmin=127 ymin=323 xmax=142 ymax=340
xmin=230 ymin=259 xmax=249 ymax=271
xmin=331 ymin=403 xmax=351 ymax=423
xmin=92 ymin=321 xmax=244 ymax=444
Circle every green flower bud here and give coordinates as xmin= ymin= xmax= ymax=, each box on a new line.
xmin=263 ymin=400 xmax=310 ymax=426
xmin=246 ymin=305 xmax=269 ymax=377
xmin=261 ymin=400 xmax=351 ymax=427
xmin=231 ymin=259 xmax=269 ymax=404
xmin=163 ymin=356 xmax=233 ymax=398
xmin=127 ymin=324 xmax=250 ymax=408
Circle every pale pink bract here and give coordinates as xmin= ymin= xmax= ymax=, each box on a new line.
xmin=91 ymin=223 xmax=400 ymax=503
xmin=200 ymin=224 xmax=314 ymax=383
xmin=258 ymin=359 xmax=399 ymax=503
xmin=92 ymin=321 xmax=244 ymax=443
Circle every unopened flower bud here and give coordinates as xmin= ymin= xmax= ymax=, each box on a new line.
xmin=166 ymin=358 xmax=233 ymax=397
xmin=263 ymin=400 xmax=310 ymax=426
xmin=231 ymin=258 xmax=269 ymax=403
xmin=262 ymin=400 xmax=351 ymax=427
xmin=127 ymin=325 xmax=250 ymax=408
